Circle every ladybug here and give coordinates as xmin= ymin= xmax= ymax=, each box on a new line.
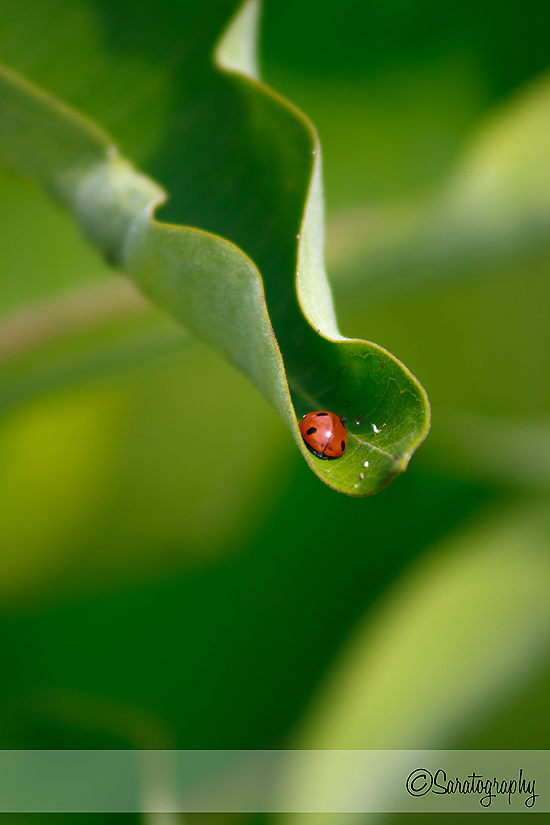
xmin=299 ymin=411 xmax=347 ymax=460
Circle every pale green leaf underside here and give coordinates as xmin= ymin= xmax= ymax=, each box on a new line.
xmin=0 ymin=4 xmax=429 ymax=496
xmin=277 ymin=502 xmax=550 ymax=820
xmin=329 ymin=72 xmax=550 ymax=298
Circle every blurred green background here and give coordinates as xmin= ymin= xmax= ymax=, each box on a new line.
xmin=0 ymin=0 xmax=549 ymax=823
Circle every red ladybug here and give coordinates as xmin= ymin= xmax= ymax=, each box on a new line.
xmin=299 ymin=411 xmax=347 ymax=460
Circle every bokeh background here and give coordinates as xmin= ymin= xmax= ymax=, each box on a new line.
xmin=0 ymin=0 xmax=549 ymax=823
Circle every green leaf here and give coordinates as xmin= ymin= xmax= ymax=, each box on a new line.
xmin=0 ymin=1 xmax=429 ymax=496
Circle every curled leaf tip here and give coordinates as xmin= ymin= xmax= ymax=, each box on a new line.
xmin=0 ymin=2 xmax=430 ymax=496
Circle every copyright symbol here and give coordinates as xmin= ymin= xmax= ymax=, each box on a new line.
xmin=406 ymin=768 xmax=433 ymax=796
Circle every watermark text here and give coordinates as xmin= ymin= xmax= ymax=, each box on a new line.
xmin=406 ymin=767 xmax=539 ymax=808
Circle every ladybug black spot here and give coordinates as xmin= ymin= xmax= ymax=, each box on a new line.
xmin=307 ymin=427 xmax=317 ymax=435
xmin=316 ymin=412 xmax=328 ymax=417
xmin=341 ymin=441 xmax=345 ymax=451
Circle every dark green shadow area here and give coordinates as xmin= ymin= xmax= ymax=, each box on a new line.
xmin=384 ymin=814 xmax=550 ymax=825
xmin=0 ymin=813 xmax=548 ymax=825
xmin=261 ymin=0 xmax=549 ymax=96
xmin=0 ymin=817 xmax=140 ymax=825
xmin=0 ymin=466 xmax=494 ymax=750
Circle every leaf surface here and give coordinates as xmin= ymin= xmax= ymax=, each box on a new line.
xmin=0 ymin=0 xmax=429 ymax=495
